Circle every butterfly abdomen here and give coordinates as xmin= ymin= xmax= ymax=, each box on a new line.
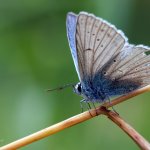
xmin=81 ymin=74 xmax=110 ymax=102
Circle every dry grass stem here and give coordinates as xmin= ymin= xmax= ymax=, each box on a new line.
xmin=101 ymin=108 xmax=150 ymax=150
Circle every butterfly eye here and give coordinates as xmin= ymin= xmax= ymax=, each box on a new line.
xmin=77 ymin=84 xmax=82 ymax=93
xmin=74 ymin=83 xmax=82 ymax=95
xmin=113 ymin=59 xmax=116 ymax=62
xmin=103 ymin=71 xmax=107 ymax=75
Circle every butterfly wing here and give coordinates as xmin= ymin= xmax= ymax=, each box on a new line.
xmin=109 ymin=45 xmax=150 ymax=86
xmin=67 ymin=12 xmax=150 ymax=98
xmin=66 ymin=13 xmax=81 ymax=80
xmin=100 ymin=45 xmax=150 ymax=96
xmin=74 ymin=12 xmax=127 ymax=80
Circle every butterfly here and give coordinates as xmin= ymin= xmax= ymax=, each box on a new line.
xmin=66 ymin=12 xmax=150 ymax=104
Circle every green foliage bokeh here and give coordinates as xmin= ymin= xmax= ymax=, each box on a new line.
xmin=0 ymin=0 xmax=150 ymax=149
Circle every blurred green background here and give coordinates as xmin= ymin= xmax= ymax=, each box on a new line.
xmin=0 ymin=0 xmax=150 ymax=149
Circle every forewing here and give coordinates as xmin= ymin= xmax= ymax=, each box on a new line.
xmin=66 ymin=13 xmax=81 ymax=80
xmin=67 ymin=12 xmax=150 ymax=89
xmin=75 ymin=12 xmax=126 ymax=80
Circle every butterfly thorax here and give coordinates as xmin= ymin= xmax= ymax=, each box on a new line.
xmin=74 ymin=74 xmax=109 ymax=102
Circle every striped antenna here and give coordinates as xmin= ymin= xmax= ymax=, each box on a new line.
xmin=47 ymin=83 xmax=76 ymax=92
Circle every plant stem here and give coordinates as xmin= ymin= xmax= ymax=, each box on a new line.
xmin=101 ymin=107 xmax=150 ymax=150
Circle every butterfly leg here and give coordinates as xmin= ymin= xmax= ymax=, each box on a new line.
xmin=80 ymin=99 xmax=93 ymax=116
xmin=80 ymin=99 xmax=91 ymax=112
xmin=87 ymin=102 xmax=92 ymax=110
xmin=86 ymin=100 xmax=98 ymax=116
xmin=107 ymin=96 xmax=119 ymax=115
xmin=80 ymin=99 xmax=85 ymax=113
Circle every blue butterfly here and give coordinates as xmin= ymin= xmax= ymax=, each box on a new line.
xmin=66 ymin=12 xmax=150 ymax=104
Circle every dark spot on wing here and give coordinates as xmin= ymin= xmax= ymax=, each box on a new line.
xmin=107 ymin=33 xmax=110 ymax=37
xmin=84 ymin=48 xmax=92 ymax=51
xmin=103 ymin=71 xmax=106 ymax=75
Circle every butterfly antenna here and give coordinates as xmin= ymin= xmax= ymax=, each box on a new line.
xmin=47 ymin=83 xmax=76 ymax=92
